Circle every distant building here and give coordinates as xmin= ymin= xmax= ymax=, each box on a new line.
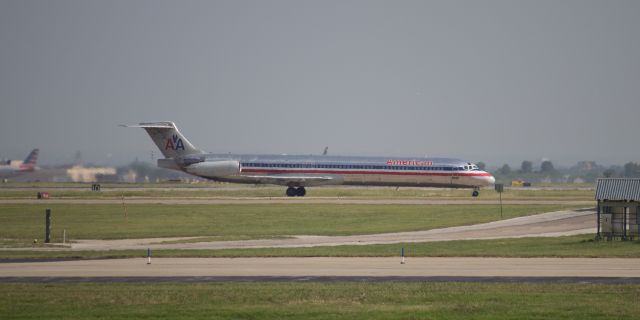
xmin=119 ymin=170 xmax=137 ymax=183
xmin=66 ymin=165 xmax=117 ymax=183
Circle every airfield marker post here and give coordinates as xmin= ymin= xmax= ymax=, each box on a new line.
xmin=495 ymin=184 xmax=504 ymax=219
xmin=45 ymin=209 xmax=51 ymax=243
xmin=401 ymin=247 xmax=405 ymax=264
xmin=147 ymin=248 xmax=151 ymax=264
xmin=500 ymin=192 xmax=503 ymax=218
xmin=62 ymin=229 xmax=66 ymax=244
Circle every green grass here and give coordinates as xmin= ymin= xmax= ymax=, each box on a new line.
xmin=0 ymin=203 xmax=578 ymax=245
xmin=1 ymin=282 xmax=638 ymax=319
xmin=4 ymin=236 xmax=640 ymax=260
xmin=193 ymin=235 xmax=640 ymax=258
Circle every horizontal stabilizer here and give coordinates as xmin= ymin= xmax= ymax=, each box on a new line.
xmin=120 ymin=122 xmax=175 ymax=129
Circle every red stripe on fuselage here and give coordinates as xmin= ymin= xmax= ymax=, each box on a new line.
xmin=241 ymin=168 xmax=493 ymax=177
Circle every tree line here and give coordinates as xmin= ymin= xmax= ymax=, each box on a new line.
xmin=484 ymin=160 xmax=640 ymax=183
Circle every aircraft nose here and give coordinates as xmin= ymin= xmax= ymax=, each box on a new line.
xmin=477 ymin=173 xmax=495 ymax=187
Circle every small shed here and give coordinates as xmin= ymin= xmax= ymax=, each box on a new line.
xmin=595 ymin=178 xmax=640 ymax=240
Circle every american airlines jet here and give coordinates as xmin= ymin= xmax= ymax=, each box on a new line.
xmin=125 ymin=122 xmax=495 ymax=197
xmin=0 ymin=149 xmax=39 ymax=178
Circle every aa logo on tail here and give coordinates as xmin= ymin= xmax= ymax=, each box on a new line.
xmin=165 ymin=135 xmax=185 ymax=151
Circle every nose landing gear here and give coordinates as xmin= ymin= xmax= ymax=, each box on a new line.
xmin=286 ymin=187 xmax=306 ymax=197
xmin=472 ymin=188 xmax=480 ymax=197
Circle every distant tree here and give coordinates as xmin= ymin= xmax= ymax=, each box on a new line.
xmin=129 ymin=160 xmax=154 ymax=181
xmin=540 ymin=161 xmax=555 ymax=173
xmin=497 ymin=164 xmax=511 ymax=175
xmin=603 ymin=168 xmax=617 ymax=178
xmin=476 ymin=162 xmax=486 ymax=170
xmin=624 ymin=162 xmax=640 ymax=177
xmin=520 ymin=161 xmax=533 ymax=174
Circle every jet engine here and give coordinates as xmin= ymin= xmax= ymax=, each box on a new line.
xmin=184 ymin=160 xmax=240 ymax=178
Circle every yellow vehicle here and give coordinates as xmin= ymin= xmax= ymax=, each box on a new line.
xmin=511 ymin=180 xmax=531 ymax=187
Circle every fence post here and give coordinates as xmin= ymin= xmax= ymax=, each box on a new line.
xmin=45 ymin=209 xmax=51 ymax=243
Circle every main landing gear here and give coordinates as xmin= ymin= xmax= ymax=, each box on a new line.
xmin=286 ymin=187 xmax=306 ymax=197
xmin=472 ymin=188 xmax=480 ymax=197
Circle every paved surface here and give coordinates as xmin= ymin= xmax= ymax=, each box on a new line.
xmin=0 ymin=198 xmax=592 ymax=205
xmin=65 ymin=209 xmax=595 ymax=251
xmin=2 ymin=276 xmax=637 ymax=284
xmin=1 ymin=257 xmax=638 ymax=278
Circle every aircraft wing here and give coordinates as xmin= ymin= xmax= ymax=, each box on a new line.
xmin=242 ymin=174 xmax=339 ymax=187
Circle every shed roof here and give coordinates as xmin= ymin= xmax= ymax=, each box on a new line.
xmin=595 ymin=178 xmax=640 ymax=201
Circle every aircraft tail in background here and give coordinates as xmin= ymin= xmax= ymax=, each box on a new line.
xmin=0 ymin=148 xmax=39 ymax=177
xmin=19 ymin=149 xmax=38 ymax=172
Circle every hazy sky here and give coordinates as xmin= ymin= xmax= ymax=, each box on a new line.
xmin=1 ymin=0 xmax=638 ymax=167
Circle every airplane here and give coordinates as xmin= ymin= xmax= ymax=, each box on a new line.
xmin=124 ymin=122 xmax=495 ymax=197
xmin=0 ymin=149 xmax=39 ymax=178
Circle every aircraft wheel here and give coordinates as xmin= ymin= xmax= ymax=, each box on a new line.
xmin=296 ymin=187 xmax=306 ymax=197
xmin=286 ymin=187 xmax=297 ymax=197
xmin=472 ymin=190 xmax=479 ymax=197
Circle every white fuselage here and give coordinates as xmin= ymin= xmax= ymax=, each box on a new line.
xmin=175 ymin=154 xmax=495 ymax=189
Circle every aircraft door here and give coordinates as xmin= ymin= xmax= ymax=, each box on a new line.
xmin=450 ymin=173 xmax=459 ymax=186
xmin=450 ymin=166 xmax=462 ymax=187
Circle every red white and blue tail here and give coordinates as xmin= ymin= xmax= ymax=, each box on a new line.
xmin=19 ymin=149 xmax=38 ymax=172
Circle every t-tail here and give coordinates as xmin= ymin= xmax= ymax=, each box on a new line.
xmin=122 ymin=122 xmax=203 ymax=164
xmin=19 ymin=149 xmax=38 ymax=172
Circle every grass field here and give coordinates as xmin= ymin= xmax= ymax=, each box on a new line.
xmin=1 ymin=282 xmax=638 ymax=319
xmin=0 ymin=203 xmax=578 ymax=245
xmin=175 ymin=235 xmax=640 ymax=258
xmin=0 ymin=184 xmax=629 ymax=320
xmin=0 ymin=184 xmax=620 ymax=320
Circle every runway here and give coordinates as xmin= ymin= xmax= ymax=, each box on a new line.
xmin=67 ymin=209 xmax=595 ymax=250
xmin=3 ymin=276 xmax=638 ymax=284
xmin=1 ymin=257 xmax=638 ymax=283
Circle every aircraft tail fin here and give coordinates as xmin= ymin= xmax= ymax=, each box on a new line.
xmin=121 ymin=122 xmax=203 ymax=158
xmin=19 ymin=149 xmax=38 ymax=170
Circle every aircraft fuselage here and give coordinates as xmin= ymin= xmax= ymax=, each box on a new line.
xmin=176 ymin=153 xmax=495 ymax=189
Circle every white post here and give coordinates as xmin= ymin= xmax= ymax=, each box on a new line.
xmin=63 ymin=229 xmax=66 ymax=244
